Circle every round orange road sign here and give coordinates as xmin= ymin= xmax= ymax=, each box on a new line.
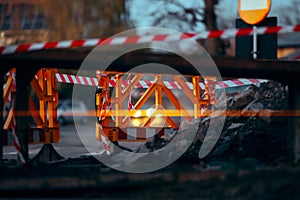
xmin=238 ymin=0 xmax=271 ymax=25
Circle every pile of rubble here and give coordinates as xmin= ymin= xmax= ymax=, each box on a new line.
xmin=182 ymin=80 xmax=289 ymax=164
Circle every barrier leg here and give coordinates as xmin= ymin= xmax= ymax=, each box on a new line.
xmin=29 ymin=144 xmax=64 ymax=164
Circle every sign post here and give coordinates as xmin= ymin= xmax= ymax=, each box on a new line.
xmin=252 ymin=26 xmax=258 ymax=59
xmin=238 ymin=0 xmax=271 ymax=59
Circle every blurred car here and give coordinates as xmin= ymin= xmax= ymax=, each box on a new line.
xmin=57 ymin=99 xmax=88 ymax=125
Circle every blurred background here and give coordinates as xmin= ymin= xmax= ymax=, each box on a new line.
xmin=1 ymin=0 xmax=300 ymax=100
xmin=1 ymin=0 xmax=300 ymax=55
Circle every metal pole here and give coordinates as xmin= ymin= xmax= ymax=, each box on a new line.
xmin=253 ymin=25 xmax=258 ymax=59
xmin=15 ymin=68 xmax=30 ymax=163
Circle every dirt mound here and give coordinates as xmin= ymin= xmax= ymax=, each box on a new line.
xmin=183 ymin=80 xmax=289 ymax=164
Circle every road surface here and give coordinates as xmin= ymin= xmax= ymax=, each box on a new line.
xmin=3 ymin=122 xmax=146 ymax=160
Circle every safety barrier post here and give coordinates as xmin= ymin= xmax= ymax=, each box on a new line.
xmin=115 ymin=74 xmax=122 ymax=128
xmin=0 ymin=73 xmax=3 ymax=165
xmin=28 ymin=68 xmax=62 ymax=164
xmin=2 ymin=69 xmax=25 ymax=164
xmin=38 ymin=69 xmax=47 ymax=125
xmin=30 ymin=68 xmax=60 ymax=144
xmin=192 ymin=76 xmax=201 ymax=119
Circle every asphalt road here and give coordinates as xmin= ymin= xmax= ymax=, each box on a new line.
xmin=3 ymin=123 xmax=102 ymax=160
xmin=3 ymin=122 xmax=145 ymax=161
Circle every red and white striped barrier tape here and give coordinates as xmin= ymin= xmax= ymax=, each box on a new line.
xmin=54 ymin=73 xmax=268 ymax=90
xmin=11 ymin=113 xmax=26 ymax=165
xmin=54 ymin=74 xmax=98 ymax=86
xmin=193 ymin=24 xmax=300 ymax=40
xmin=97 ymin=124 xmax=110 ymax=155
xmin=1 ymin=24 xmax=300 ymax=55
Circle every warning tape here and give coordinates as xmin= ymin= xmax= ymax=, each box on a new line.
xmin=1 ymin=24 xmax=300 ymax=55
xmin=11 ymin=111 xmax=26 ymax=165
xmin=54 ymin=73 xmax=268 ymax=90
xmin=97 ymin=124 xmax=110 ymax=154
